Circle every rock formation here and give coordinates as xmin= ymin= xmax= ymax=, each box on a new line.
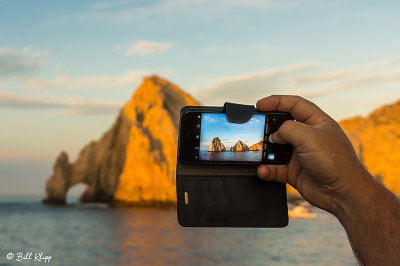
xmin=208 ymin=137 xmax=226 ymax=151
xmin=43 ymin=75 xmax=199 ymax=205
xmin=44 ymin=74 xmax=400 ymax=205
xmin=249 ymin=141 xmax=263 ymax=151
xmin=288 ymin=99 xmax=400 ymax=199
xmin=230 ymin=140 xmax=250 ymax=151
xmin=340 ymin=99 xmax=400 ymax=196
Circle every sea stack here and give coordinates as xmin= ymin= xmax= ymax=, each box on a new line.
xmin=230 ymin=140 xmax=250 ymax=151
xmin=43 ymin=75 xmax=199 ymax=206
xmin=249 ymin=141 xmax=263 ymax=151
xmin=208 ymin=137 xmax=226 ymax=152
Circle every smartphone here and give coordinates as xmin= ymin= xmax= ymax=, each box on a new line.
xmin=178 ymin=106 xmax=293 ymax=165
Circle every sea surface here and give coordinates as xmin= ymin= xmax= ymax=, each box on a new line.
xmin=200 ymin=151 xmax=262 ymax=162
xmin=0 ymin=195 xmax=357 ymax=266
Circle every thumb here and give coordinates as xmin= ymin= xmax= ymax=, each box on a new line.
xmin=270 ymin=120 xmax=316 ymax=148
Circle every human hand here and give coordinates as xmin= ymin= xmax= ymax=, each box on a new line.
xmin=256 ymin=95 xmax=370 ymax=213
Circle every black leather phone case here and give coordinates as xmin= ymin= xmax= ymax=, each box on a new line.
xmin=176 ymin=102 xmax=289 ymax=227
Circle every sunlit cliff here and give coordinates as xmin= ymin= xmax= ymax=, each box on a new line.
xmin=43 ymin=75 xmax=198 ymax=206
xmin=43 ymin=76 xmax=400 ymax=205
xmin=340 ymin=99 xmax=400 ymax=196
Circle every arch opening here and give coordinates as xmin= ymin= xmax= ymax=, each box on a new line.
xmin=66 ymin=183 xmax=88 ymax=205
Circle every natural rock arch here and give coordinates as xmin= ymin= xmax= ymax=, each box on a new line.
xmin=43 ymin=75 xmax=199 ymax=206
xmin=66 ymin=183 xmax=89 ymax=204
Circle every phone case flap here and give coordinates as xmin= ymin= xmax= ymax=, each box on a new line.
xmin=223 ymin=102 xmax=254 ymax=124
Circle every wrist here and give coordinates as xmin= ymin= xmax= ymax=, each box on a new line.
xmin=330 ymin=167 xmax=377 ymax=220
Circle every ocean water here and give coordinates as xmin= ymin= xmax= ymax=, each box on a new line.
xmin=200 ymin=151 xmax=262 ymax=162
xmin=0 ymin=195 xmax=357 ymax=266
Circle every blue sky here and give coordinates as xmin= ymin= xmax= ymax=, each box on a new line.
xmin=1 ymin=0 xmax=400 ymax=194
xmin=200 ymin=113 xmax=265 ymax=150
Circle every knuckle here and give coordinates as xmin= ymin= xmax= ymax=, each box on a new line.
xmin=269 ymin=166 xmax=278 ymax=180
xmin=292 ymin=95 xmax=317 ymax=108
xmin=292 ymin=95 xmax=304 ymax=101
xmin=291 ymin=95 xmax=306 ymax=103
xmin=279 ymin=120 xmax=296 ymax=133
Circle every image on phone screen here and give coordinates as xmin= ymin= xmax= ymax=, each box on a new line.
xmin=199 ymin=113 xmax=266 ymax=162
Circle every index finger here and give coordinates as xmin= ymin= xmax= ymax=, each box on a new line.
xmin=256 ymin=95 xmax=331 ymax=126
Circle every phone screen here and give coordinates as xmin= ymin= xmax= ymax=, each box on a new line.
xmin=199 ymin=113 xmax=266 ymax=162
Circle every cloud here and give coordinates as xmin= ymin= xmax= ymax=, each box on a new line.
xmin=26 ymin=69 xmax=147 ymax=90
xmin=193 ymin=57 xmax=400 ymax=105
xmin=118 ymin=40 xmax=172 ymax=56
xmin=0 ymin=92 xmax=120 ymax=115
xmin=193 ymin=62 xmax=318 ymax=105
xmin=114 ymin=45 xmax=123 ymax=51
xmin=0 ymin=46 xmax=47 ymax=77
xmin=202 ymin=115 xmax=217 ymax=123
xmin=65 ymin=0 xmax=295 ymax=26
xmin=91 ymin=0 xmax=137 ymax=10
xmin=91 ymin=0 xmax=282 ymax=11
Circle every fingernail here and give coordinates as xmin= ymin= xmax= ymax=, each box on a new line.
xmin=257 ymin=166 xmax=269 ymax=178
xmin=268 ymin=134 xmax=274 ymax=143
